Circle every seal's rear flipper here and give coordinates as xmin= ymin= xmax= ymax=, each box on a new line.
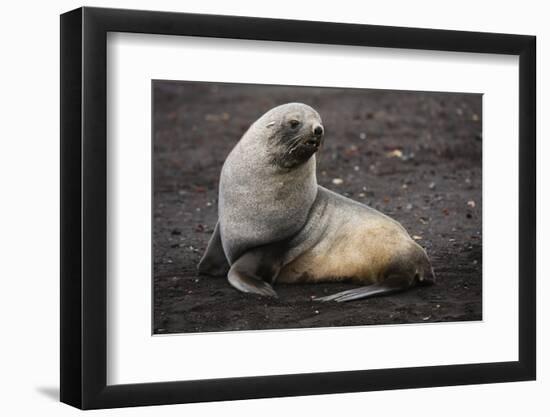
xmin=314 ymin=283 xmax=404 ymax=303
xmin=198 ymin=221 xmax=230 ymax=276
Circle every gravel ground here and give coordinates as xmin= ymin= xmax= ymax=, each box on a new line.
xmin=153 ymin=81 xmax=482 ymax=334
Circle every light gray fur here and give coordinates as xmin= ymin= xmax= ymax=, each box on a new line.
xmin=219 ymin=103 xmax=321 ymax=263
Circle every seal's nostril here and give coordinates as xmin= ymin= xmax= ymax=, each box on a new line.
xmin=313 ymin=125 xmax=324 ymax=136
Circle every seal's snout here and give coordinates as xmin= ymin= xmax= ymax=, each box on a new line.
xmin=313 ymin=124 xmax=324 ymax=137
xmin=306 ymin=136 xmax=321 ymax=148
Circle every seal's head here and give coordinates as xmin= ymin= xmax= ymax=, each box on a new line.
xmin=254 ymin=103 xmax=324 ymax=169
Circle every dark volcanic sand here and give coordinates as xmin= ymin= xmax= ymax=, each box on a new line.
xmin=153 ymin=81 xmax=482 ymax=334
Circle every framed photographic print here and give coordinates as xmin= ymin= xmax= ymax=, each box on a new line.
xmin=60 ymin=6 xmax=536 ymax=409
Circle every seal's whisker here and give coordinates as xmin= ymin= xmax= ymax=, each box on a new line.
xmin=287 ymin=134 xmax=305 ymax=148
xmin=286 ymin=134 xmax=306 ymax=154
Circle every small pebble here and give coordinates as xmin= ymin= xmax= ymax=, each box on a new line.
xmin=359 ymin=132 xmax=367 ymax=140
xmin=332 ymin=178 xmax=344 ymax=185
xmin=386 ymin=149 xmax=403 ymax=158
xmin=429 ymin=182 xmax=436 ymax=190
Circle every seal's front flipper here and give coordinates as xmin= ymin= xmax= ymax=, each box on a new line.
xmin=228 ymin=267 xmax=278 ymax=297
xmin=227 ymin=246 xmax=285 ymax=298
xmin=314 ymin=283 xmax=404 ymax=303
xmin=198 ymin=221 xmax=230 ymax=277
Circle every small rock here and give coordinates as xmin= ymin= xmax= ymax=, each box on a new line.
xmin=422 ymin=316 xmax=431 ymax=321
xmin=406 ymin=203 xmax=413 ymax=210
xmin=467 ymin=200 xmax=476 ymax=208
xmin=194 ymin=186 xmax=206 ymax=193
xmin=353 ymin=165 xmax=360 ymax=171
xmin=344 ymin=145 xmax=359 ymax=157
xmin=332 ymin=178 xmax=344 ymax=185
xmin=386 ymin=149 xmax=403 ymax=158
xmin=314 ymin=310 xmax=320 ymax=314
xmin=413 ymin=235 xmax=423 ymax=240
xmin=359 ymin=132 xmax=367 ymax=140
xmin=429 ymin=182 xmax=436 ymax=190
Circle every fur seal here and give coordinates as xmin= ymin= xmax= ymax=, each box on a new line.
xmin=198 ymin=103 xmax=435 ymax=302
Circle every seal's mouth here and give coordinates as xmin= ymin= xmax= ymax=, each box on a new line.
xmin=305 ymin=138 xmax=321 ymax=148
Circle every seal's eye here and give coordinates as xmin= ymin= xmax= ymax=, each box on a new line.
xmin=289 ymin=120 xmax=300 ymax=129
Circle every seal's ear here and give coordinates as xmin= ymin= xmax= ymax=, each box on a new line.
xmin=266 ymin=121 xmax=276 ymax=128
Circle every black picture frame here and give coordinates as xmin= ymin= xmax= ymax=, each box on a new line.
xmin=60 ymin=6 xmax=536 ymax=410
